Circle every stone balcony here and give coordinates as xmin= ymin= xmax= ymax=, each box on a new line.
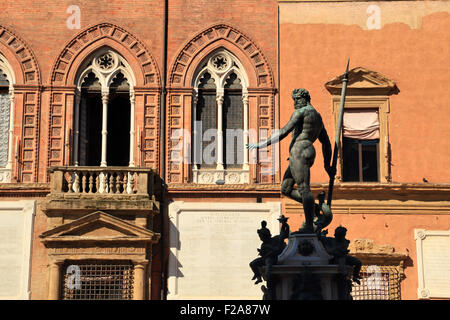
xmin=43 ymin=166 xmax=160 ymax=228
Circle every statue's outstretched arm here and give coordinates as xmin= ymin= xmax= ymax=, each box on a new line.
xmin=247 ymin=112 xmax=300 ymax=150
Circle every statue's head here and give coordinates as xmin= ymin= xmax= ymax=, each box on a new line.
xmin=257 ymin=221 xmax=272 ymax=242
xmin=292 ymin=88 xmax=311 ymax=108
xmin=334 ymin=226 xmax=347 ymax=239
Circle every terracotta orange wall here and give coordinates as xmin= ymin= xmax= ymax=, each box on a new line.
xmin=279 ymin=3 xmax=450 ymax=184
xmin=328 ymin=212 xmax=450 ymax=300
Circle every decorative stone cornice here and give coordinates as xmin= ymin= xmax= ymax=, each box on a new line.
xmin=0 ymin=183 xmax=49 ymax=197
xmin=168 ymin=182 xmax=450 ymax=200
xmin=349 ymin=239 xmax=408 ymax=268
xmin=40 ymin=210 xmax=160 ymax=244
xmin=325 ymin=67 xmax=398 ymax=95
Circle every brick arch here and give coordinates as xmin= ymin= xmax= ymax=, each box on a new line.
xmin=50 ymin=22 xmax=160 ymax=87
xmin=0 ymin=25 xmax=41 ymax=183
xmin=169 ymin=24 xmax=274 ymax=88
xmin=0 ymin=24 xmax=41 ymax=85
xmin=47 ymin=23 xmax=161 ymax=173
xmin=166 ymin=25 xmax=278 ymax=185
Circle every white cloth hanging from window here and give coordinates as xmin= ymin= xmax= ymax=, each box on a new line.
xmin=343 ymin=109 xmax=380 ymax=140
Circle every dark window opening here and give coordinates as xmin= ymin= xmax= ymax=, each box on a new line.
xmin=196 ymin=72 xmax=217 ymax=169
xmin=78 ymin=71 xmax=130 ymax=167
xmin=81 ymin=91 xmax=102 ymax=166
xmin=107 ymin=93 xmax=130 ymax=166
xmin=342 ymin=137 xmax=379 ymax=182
xmin=223 ymin=72 xmax=243 ymax=168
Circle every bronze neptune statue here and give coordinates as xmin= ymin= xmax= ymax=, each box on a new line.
xmin=247 ymin=88 xmax=335 ymax=233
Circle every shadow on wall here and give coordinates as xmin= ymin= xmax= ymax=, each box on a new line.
xmin=167 ymin=216 xmax=184 ymax=279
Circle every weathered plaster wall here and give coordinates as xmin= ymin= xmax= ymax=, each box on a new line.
xmin=279 ymin=1 xmax=450 ymax=184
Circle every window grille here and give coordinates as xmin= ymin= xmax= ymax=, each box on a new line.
xmin=351 ymin=265 xmax=401 ymax=300
xmin=197 ymin=89 xmax=217 ymax=168
xmin=62 ymin=260 xmax=134 ymax=300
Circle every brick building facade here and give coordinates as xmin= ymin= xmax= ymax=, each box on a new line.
xmin=0 ymin=0 xmax=448 ymax=300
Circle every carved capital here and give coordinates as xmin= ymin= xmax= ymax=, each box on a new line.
xmin=101 ymin=89 xmax=109 ymax=103
xmin=8 ymin=88 xmax=14 ymax=102
xmin=242 ymin=92 xmax=249 ymax=104
xmin=129 ymin=90 xmax=136 ymax=103
xmin=192 ymin=92 xmax=199 ymax=105
xmin=216 ymin=93 xmax=224 ymax=104
xmin=133 ymin=260 xmax=148 ymax=268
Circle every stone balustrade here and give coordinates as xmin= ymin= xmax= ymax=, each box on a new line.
xmin=48 ymin=166 xmax=155 ymax=197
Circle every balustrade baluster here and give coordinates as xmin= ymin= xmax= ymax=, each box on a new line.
xmin=81 ymin=172 xmax=87 ymax=193
xmin=102 ymin=172 xmax=108 ymax=194
xmin=123 ymin=174 xmax=128 ymax=194
xmin=73 ymin=172 xmax=80 ymax=193
xmin=89 ymin=173 xmax=94 ymax=193
xmin=115 ymin=172 xmax=121 ymax=194
xmin=95 ymin=173 xmax=100 ymax=193
xmin=52 ymin=167 xmax=152 ymax=196
xmin=67 ymin=173 xmax=74 ymax=193
xmin=127 ymin=171 xmax=135 ymax=194
xmin=109 ymin=172 xmax=114 ymax=194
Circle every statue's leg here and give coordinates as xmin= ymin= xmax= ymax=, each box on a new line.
xmin=346 ymin=256 xmax=362 ymax=283
xmin=281 ymin=166 xmax=303 ymax=203
xmin=290 ymin=146 xmax=316 ymax=232
xmin=250 ymin=258 xmax=263 ymax=283
xmin=299 ymin=182 xmax=314 ymax=232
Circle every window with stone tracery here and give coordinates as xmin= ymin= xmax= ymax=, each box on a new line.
xmin=192 ymin=50 xmax=249 ymax=184
xmin=74 ymin=48 xmax=136 ymax=168
xmin=0 ymin=53 xmax=15 ymax=183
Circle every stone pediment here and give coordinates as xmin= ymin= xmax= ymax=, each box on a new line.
xmin=40 ymin=211 xmax=160 ymax=244
xmin=325 ymin=67 xmax=398 ymax=95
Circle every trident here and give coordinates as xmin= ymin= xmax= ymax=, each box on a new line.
xmin=327 ymin=59 xmax=350 ymax=206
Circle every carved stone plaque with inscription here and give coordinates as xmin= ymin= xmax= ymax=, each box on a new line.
xmin=167 ymin=201 xmax=281 ymax=300
xmin=415 ymin=229 xmax=450 ymax=299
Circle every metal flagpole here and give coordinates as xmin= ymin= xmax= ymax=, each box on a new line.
xmin=327 ymin=59 xmax=350 ymax=206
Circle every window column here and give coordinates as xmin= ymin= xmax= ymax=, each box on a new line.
xmin=6 ymin=87 xmax=14 ymax=170
xmin=133 ymin=260 xmax=148 ymax=300
xmin=129 ymin=89 xmax=136 ymax=167
xmin=48 ymin=260 xmax=64 ymax=300
xmin=192 ymin=92 xmax=199 ymax=171
xmin=73 ymin=90 xmax=81 ymax=166
xmin=216 ymin=90 xmax=224 ymax=171
xmin=100 ymin=88 xmax=109 ymax=167
xmin=242 ymin=92 xmax=249 ymax=171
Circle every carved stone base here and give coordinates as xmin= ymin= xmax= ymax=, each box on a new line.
xmin=267 ymin=234 xmax=353 ymax=300
xmin=0 ymin=168 xmax=11 ymax=183
xmin=192 ymin=168 xmax=249 ymax=184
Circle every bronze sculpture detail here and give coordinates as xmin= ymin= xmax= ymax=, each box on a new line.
xmin=247 ymin=88 xmax=335 ymax=233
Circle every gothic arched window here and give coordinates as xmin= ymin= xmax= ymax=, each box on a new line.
xmin=192 ymin=50 xmax=249 ymax=184
xmin=0 ymin=53 xmax=15 ymax=183
xmin=74 ymin=48 xmax=136 ymax=168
